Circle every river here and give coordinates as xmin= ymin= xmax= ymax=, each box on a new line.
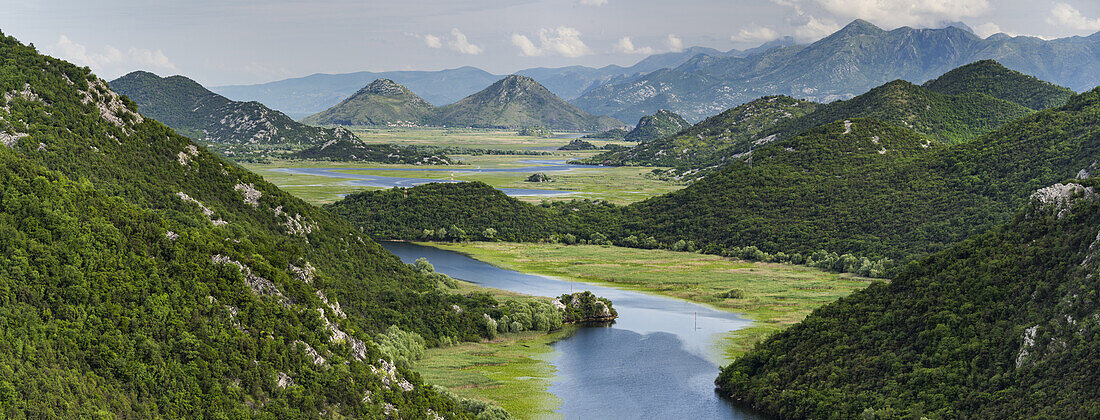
xmin=274 ymin=159 xmax=596 ymax=197
xmin=382 ymin=242 xmax=764 ymax=419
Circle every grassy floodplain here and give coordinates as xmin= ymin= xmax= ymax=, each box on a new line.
xmin=422 ymin=241 xmax=877 ymax=362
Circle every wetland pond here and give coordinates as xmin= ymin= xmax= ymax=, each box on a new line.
xmin=382 ymin=241 xmax=765 ymax=419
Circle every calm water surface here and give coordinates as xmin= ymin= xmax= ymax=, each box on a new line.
xmin=382 ymin=242 xmax=764 ymax=419
xmin=276 ymin=160 xmax=595 ymax=196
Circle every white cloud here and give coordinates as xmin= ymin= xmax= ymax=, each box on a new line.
xmin=511 ymin=34 xmax=541 ymax=56
xmin=423 ymin=34 xmax=443 ymax=48
xmin=48 ymin=35 xmax=176 ymax=79
xmin=795 ymin=16 xmax=841 ymax=40
xmin=579 ymin=0 xmax=608 ymax=5
xmin=511 ymin=27 xmax=592 ymax=57
xmin=1048 ymin=3 xmax=1100 ymax=32
xmin=666 ymin=34 xmax=683 ymax=52
xmin=447 ymin=28 xmax=483 ymax=55
xmin=773 ymin=0 xmax=991 ymax=29
xmin=612 ymin=37 xmax=656 ymax=55
xmin=731 ymin=25 xmax=781 ymax=43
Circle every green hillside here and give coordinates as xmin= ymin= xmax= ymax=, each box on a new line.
xmin=0 ymin=30 xmax=590 ymax=418
xmin=110 ymin=71 xmax=355 ymax=145
xmin=717 ymin=176 xmax=1100 ymax=418
xmin=623 ymin=109 xmax=691 ymax=142
xmin=429 ymin=75 xmax=623 ymax=131
xmin=302 ymin=79 xmax=436 ymax=126
xmin=293 ymin=138 xmax=452 ymax=164
xmin=585 ymin=69 xmax=1041 ymax=168
xmin=923 ymin=59 xmax=1076 ymax=110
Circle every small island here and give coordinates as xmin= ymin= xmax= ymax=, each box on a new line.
xmin=557 ymin=291 xmax=618 ymax=323
xmin=525 ymin=172 xmax=553 ymax=182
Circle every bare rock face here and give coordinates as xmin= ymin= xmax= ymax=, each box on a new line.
xmin=1031 ymin=183 xmax=1096 ymax=219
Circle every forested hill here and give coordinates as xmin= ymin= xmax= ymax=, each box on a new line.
xmin=0 ymin=31 xmax=540 ymax=417
xmin=585 ymin=61 xmax=1047 ymax=168
xmin=301 ymin=78 xmax=436 ymax=126
xmin=428 ymin=75 xmax=624 ymax=131
xmin=294 ymin=138 xmax=452 ymax=164
xmin=334 ymin=87 xmax=1100 ymax=275
xmin=110 ymin=71 xmax=356 ymax=145
xmin=717 ymin=177 xmax=1100 ymax=418
xmin=923 ymin=59 xmax=1075 ymax=110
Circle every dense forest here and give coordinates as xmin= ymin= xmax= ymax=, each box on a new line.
xmin=717 ymin=176 xmax=1100 ymax=418
xmin=293 ymin=138 xmax=452 ymax=164
xmin=583 ymin=61 xmax=1067 ymax=170
xmin=333 ymin=79 xmax=1100 ymax=279
xmin=0 ymin=31 xmax=609 ymax=418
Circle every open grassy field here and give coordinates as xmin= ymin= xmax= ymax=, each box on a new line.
xmin=241 ymin=154 xmax=684 ymax=205
xmin=422 ymin=242 xmax=877 ymax=362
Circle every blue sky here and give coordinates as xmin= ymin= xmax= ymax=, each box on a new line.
xmin=2 ymin=0 xmax=1099 ymax=86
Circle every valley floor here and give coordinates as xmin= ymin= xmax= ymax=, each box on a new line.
xmin=410 ymin=241 xmax=876 ymax=419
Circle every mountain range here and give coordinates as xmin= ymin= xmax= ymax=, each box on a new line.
xmin=110 ymin=71 xmax=356 ymax=145
xmin=210 ymin=41 xmax=798 ymax=120
xmin=584 ymin=60 xmax=1071 ymax=168
xmin=308 ymin=75 xmax=624 ymax=131
xmin=572 ymin=20 xmax=1100 ymax=123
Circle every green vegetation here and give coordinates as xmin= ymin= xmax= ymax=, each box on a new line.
xmin=425 ymin=242 xmax=873 ymax=360
xmin=109 ymin=71 xmax=355 ymax=146
xmin=427 ymin=75 xmax=623 ymax=131
xmin=623 ymin=109 xmax=691 ymax=142
xmin=586 ymin=63 xmax=1061 ymax=169
xmin=292 ymin=138 xmax=453 ymax=164
xmin=515 ymin=126 xmax=552 ymax=137
xmin=559 ymin=291 xmax=617 ymax=323
xmin=302 ymin=78 xmax=436 ymax=126
xmin=582 ymin=127 xmax=628 ymax=141
xmin=558 ymin=139 xmax=596 ymax=150
xmin=525 ymin=172 xmax=552 ymax=182
xmin=923 ymin=59 xmax=1075 ymax=110
xmin=718 ymin=177 xmax=1100 ymax=418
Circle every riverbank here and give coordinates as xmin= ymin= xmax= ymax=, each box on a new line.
xmin=411 ymin=277 xmax=579 ymax=419
xmin=420 ymin=241 xmax=877 ymax=363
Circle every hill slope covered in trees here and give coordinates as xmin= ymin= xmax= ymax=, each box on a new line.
xmin=302 ymin=79 xmax=435 ymax=126
xmin=717 ymin=176 xmax=1100 ymax=418
xmin=0 ymin=31 xmax=571 ymax=418
xmin=584 ymin=62 xmax=1063 ymax=169
xmin=110 ymin=71 xmax=356 ymax=146
xmin=429 ymin=75 xmax=623 ymax=131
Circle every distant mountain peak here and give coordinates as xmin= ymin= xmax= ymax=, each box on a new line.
xmin=837 ymin=19 xmax=884 ymax=35
xmin=363 ymin=78 xmax=410 ymax=96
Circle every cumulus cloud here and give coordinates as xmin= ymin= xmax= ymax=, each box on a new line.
xmin=579 ymin=0 xmax=608 ymax=5
xmin=1047 ymin=3 xmax=1100 ymax=32
xmin=447 ymin=29 xmax=483 ymax=55
xmin=423 ymin=34 xmax=443 ymax=48
xmin=772 ymin=0 xmax=991 ymax=29
xmin=666 ymin=34 xmax=683 ymax=52
xmin=613 ymin=37 xmax=656 ymax=55
xmin=511 ymin=27 xmax=592 ymax=57
xmin=794 ymin=16 xmax=841 ymax=40
xmin=731 ymin=25 xmax=781 ymax=43
xmin=48 ymin=35 xmax=176 ymax=79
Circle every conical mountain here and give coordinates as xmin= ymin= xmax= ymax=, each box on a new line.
xmin=430 ymin=75 xmax=624 ymax=131
xmin=623 ymin=109 xmax=691 ymax=142
xmin=110 ymin=71 xmax=355 ymax=145
xmin=302 ymin=78 xmax=435 ymax=126
xmin=923 ymin=59 xmax=1075 ymax=110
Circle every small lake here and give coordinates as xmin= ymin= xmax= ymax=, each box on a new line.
xmin=382 ymin=242 xmax=764 ymax=419
xmin=276 ymin=160 xmax=596 ymax=197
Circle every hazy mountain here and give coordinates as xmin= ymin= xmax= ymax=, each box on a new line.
xmin=212 ymin=66 xmax=500 ymax=119
xmin=572 ymin=20 xmax=1100 ymax=123
xmin=301 ymin=79 xmax=435 ymax=126
xmin=429 ymin=75 xmax=624 ymax=131
xmin=110 ymin=71 xmax=355 ymax=145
